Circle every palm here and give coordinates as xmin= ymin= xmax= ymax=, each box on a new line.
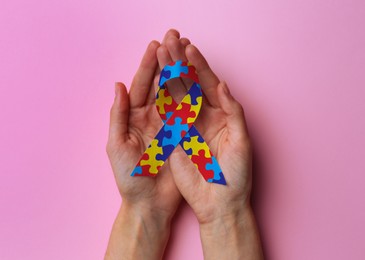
xmin=107 ymin=41 xmax=181 ymax=216
xmin=168 ymin=99 xmax=251 ymax=222
xmin=154 ymin=36 xmax=253 ymax=223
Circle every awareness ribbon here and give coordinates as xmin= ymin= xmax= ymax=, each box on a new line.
xmin=131 ymin=60 xmax=226 ymax=185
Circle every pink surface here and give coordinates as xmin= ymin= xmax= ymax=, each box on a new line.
xmin=1 ymin=0 xmax=364 ymax=259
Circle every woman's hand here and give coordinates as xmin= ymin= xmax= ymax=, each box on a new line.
xmin=156 ymin=33 xmax=263 ymax=259
xmin=105 ymin=30 xmax=185 ymax=259
xmin=106 ymin=40 xmax=181 ymax=220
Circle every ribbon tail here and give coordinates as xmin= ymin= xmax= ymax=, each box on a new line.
xmin=180 ymin=126 xmax=227 ymax=185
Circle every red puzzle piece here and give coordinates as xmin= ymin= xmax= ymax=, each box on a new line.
xmin=191 ymin=149 xmax=214 ymax=181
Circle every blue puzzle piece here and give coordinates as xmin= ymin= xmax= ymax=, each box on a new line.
xmin=164 ymin=111 xmax=173 ymax=123
xmin=206 ymin=157 xmax=226 ymax=184
xmin=162 ymin=117 xmax=189 ymax=147
xmin=159 ymin=70 xmax=171 ymax=86
xmin=156 ymin=144 xmax=175 ymax=161
xmin=189 ymin=83 xmax=201 ymax=105
xmin=209 ymin=172 xmax=226 ymax=185
xmin=188 ymin=126 xmax=204 ymax=143
xmin=155 ymin=127 xmax=172 ymax=147
xmin=131 ymin=166 xmax=142 ymax=176
xmin=159 ymin=60 xmax=189 ymax=86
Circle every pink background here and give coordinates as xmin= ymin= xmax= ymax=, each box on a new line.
xmin=1 ymin=0 xmax=364 ymax=259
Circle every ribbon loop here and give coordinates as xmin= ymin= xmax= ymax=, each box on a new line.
xmin=131 ymin=60 xmax=226 ymax=185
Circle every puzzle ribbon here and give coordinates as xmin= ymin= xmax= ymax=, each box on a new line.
xmin=131 ymin=60 xmax=226 ymax=185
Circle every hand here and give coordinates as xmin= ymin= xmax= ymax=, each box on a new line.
xmin=156 ymin=32 xmax=263 ymax=259
xmin=105 ymin=31 xmax=185 ymax=259
xmin=106 ymin=39 xmax=182 ymax=219
xmin=156 ymin=34 xmax=252 ymax=224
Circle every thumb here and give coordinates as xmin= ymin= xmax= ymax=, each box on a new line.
xmin=108 ymin=82 xmax=129 ymax=144
xmin=217 ymin=81 xmax=250 ymax=142
xmin=169 ymin=146 xmax=204 ymax=197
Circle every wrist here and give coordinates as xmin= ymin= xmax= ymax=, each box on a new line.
xmin=196 ymin=194 xmax=252 ymax=224
xmin=199 ymin=202 xmax=252 ymax=237
xmin=120 ymin=200 xmax=175 ymax=226
xmin=117 ymin=200 xmax=173 ymax=247
xmin=105 ymin=202 xmax=173 ymax=260
xmin=199 ymin=204 xmax=264 ymax=260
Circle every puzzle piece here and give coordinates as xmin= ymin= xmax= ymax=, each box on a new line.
xmin=188 ymin=126 xmax=204 ymax=142
xmin=159 ymin=60 xmax=189 ymax=86
xmin=188 ymin=98 xmax=202 ymax=123
xmin=131 ymin=156 xmax=158 ymax=177
xmin=180 ymin=133 xmax=193 ymax=155
xmin=156 ymin=88 xmax=173 ymax=116
xmin=131 ymin=165 xmax=142 ymax=176
xmin=191 ymin=149 xmax=215 ymax=181
xmin=184 ymin=89 xmax=202 ymax=108
xmin=165 ymin=111 xmax=173 ymax=122
xmin=206 ymin=156 xmax=226 ymax=184
xmin=156 ymin=144 xmax=175 ymax=161
xmin=210 ymin=172 xmax=226 ymax=184
xmin=155 ymin=126 xmax=172 ymax=147
xmin=182 ymin=135 xmax=210 ymax=157
xmin=168 ymin=102 xmax=197 ymax=126
xmin=181 ymin=65 xmax=200 ymax=86
xmin=162 ymin=97 xmax=178 ymax=120
xmin=159 ymin=69 xmax=171 ymax=86
xmin=140 ymin=139 xmax=164 ymax=174
xmin=162 ymin=117 xmax=189 ymax=147
xmin=187 ymin=82 xmax=202 ymax=106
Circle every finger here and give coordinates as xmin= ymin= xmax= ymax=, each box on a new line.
xmin=157 ymin=45 xmax=188 ymax=102
xmin=186 ymin=44 xmax=220 ymax=107
xmin=166 ymin=36 xmax=187 ymax=62
xmin=109 ymin=82 xmax=129 ymax=145
xmin=166 ymin=37 xmax=192 ymax=91
xmin=129 ymin=40 xmax=160 ymax=108
xmin=162 ymin=28 xmax=180 ymax=45
xmin=157 ymin=45 xmax=173 ymax=69
xmin=169 ymin=146 xmax=204 ymax=195
xmin=217 ymin=81 xmax=250 ymax=141
xmin=180 ymin=37 xmax=191 ymax=48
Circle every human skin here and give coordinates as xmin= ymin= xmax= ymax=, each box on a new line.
xmin=105 ymin=29 xmax=263 ymax=260
xmin=159 ymin=32 xmax=264 ymax=260
xmin=104 ymin=31 xmax=182 ymax=260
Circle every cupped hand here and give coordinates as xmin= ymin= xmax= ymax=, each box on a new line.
xmin=156 ymin=33 xmax=253 ymax=224
xmin=106 ymin=30 xmax=185 ymax=219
